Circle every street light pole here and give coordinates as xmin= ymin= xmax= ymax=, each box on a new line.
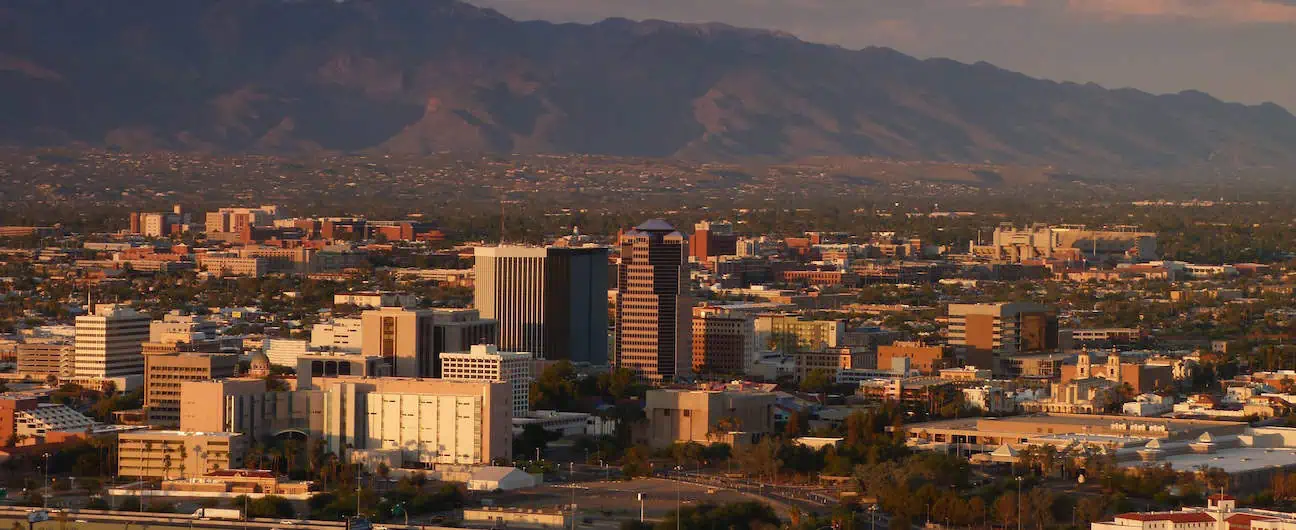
xmin=570 ymin=462 xmax=577 ymax=530
xmin=674 ymin=465 xmax=684 ymax=530
xmin=42 ymin=453 xmax=50 ymax=510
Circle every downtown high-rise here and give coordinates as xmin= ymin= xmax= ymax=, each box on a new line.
xmin=614 ymin=220 xmax=691 ymax=381
xmin=473 ymin=246 xmax=609 ymax=364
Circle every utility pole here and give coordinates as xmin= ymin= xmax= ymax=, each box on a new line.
xmin=570 ymin=462 xmax=577 ymax=530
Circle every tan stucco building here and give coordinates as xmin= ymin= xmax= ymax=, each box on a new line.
xmin=644 ymin=389 xmax=774 ymax=448
xmin=118 ymin=430 xmax=246 ymax=479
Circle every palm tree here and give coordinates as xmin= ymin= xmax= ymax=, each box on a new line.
xmin=177 ymin=444 xmax=188 ymax=479
xmin=162 ymin=450 xmax=173 ymax=481
xmin=143 ymin=441 xmax=155 ymax=477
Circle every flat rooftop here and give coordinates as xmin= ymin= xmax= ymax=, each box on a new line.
xmin=1122 ymin=447 xmax=1296 ymax=474
xmin=908 ymin=414 xmax=1247 ymax=441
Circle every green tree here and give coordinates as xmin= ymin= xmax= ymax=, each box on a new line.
xmin=800 ymin=369 xmax=835 ymax=393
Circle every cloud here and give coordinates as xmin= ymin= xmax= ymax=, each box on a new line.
xmin=986 ymin=0 xmax=1296 ymax=24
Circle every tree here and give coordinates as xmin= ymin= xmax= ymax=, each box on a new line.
xmin=660 ymin=501 xmax=779 ymax=530
xmin=733 ymin=437 xmax=782 ymax=482
xmin=249 ymin=495 xmax=295 ymax=518
xmin=785 ymin=410 xmax=808 ymax=437
xmin=801 ymin=369 xmax=835 ymax=394
xmin=994 ymin=492 xmax=1019 ymax=528
xmin=621 ymin=446 xmax=651 ymax=478
xmin=531 ymin=361 xmax=580 ymax=410
xmin=514 ymin=424 xmax=560 ymax=460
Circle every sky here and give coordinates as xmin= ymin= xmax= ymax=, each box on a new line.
xmin=469 ymin=0 xmax=1296 ymax=111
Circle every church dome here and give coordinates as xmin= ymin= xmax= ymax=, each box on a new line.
xmin=249 ymin=350 xmax=271 ymax=377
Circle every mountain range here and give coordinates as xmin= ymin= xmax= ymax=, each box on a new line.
xmin=3 ymin=0 xmax=1296 ymax=169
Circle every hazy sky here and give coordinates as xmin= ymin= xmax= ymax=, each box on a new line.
xmin=470 ymin=0 xmax=1296 ymax=111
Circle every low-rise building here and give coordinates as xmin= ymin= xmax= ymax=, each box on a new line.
xmin=118 ymin=431 xmax=246 ymax=479
xmin=15 ymin=404 xmax=95 ymax=440
xmin=334 ymin=291 xmax=418 ymax=309
xmin=876 ymin=342 xmax=951 ymax=375
xmin=644 ymin=389 xmax=775 ymax=448
xmin=1092 ymin=496 xmax=1296 ymax=530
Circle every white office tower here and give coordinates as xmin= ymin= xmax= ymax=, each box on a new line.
xmin=75 ymin=304 xmax=151 ymax=378
xmin=440 ymin=344 xmax=533 ymax=417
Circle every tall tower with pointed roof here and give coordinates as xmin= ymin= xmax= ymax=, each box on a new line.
xmin=614 ymin=220 xmax=692 ymax=381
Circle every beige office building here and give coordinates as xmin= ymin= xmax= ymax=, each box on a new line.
xmin=74 ymin=305 xmax=151 ymax=379
xmin=180 ymin=377 xmax=512 ymax=467
xmin=145 ymin=352 xmax=238 ymax=427
xmin=947 ymin=302 xmax=1058 ymax=372
xmin=360 ymin=378 xmax=513 ymax=466
xmin=614 ymin=220 xmax=691 ymax=381
xmin=644 ymin=389 xmax=774 ymax=448
xmin=180 ymin=379 xmax=324 ymax=439
xmin=118 ymin=431 xmax=246 ymax=479
xmin=441 ymin=344 xmax=533 ymax=417
xmin=361 ymin=307 xmax=497 ymax=378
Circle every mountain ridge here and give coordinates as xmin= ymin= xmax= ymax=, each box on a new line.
xmin=2 ymin=0 xmax=1295 ymax=170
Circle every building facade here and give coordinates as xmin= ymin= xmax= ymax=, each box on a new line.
xmin=74 ymin=304 xmax=151 ymax=379
xmin=361 ymin=307 xmax=497 ymax=378
xmin=118 ymin=431 xmax=246 ymax=479
xmin=615 ymin=220 xmax=691 ymax=381
xmin=473 ymin=246 xmax=609 ymax=364
xmin=144 ymin=352 xmax=238 ymax=427
xmin=16 ymin=343 xmax=74 ymax=379
xmin=691 ymin=308 xmax=756 ymax=375
xmin=644 ymin=389 xmax=774 ymax=448
xmin=690 ymin=221 xmax=737 ymax=261
xmin=755 ymin=316 xmax=845 ymax=353
xmin=440 ymin=344 xmax=533 ymax=417
xmin=947 ymin=303 xmax=1058 ymax=372
xmin=310 ymin=318 xmax=363 ymax=353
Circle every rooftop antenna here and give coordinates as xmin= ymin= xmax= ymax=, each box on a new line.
xmin=499 ymin=200 xmax=507 ymax=245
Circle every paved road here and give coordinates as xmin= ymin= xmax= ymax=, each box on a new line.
xmin=0 ymin=507 xmax=437 ymax=530
xmin=496 ymin=477 xmax=805 ymax=524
